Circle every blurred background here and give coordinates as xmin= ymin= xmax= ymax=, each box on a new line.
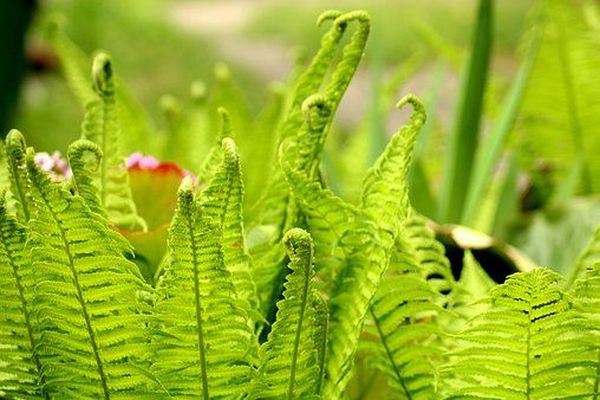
xmin=1 ymin=0 xmax=599 ymax=276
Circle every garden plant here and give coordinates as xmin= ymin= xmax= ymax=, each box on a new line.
xmin=0 ymin=3 xmax=599 ymax=400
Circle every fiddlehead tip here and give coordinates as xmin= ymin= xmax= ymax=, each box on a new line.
xmin=217 ymin=107 xmax=233 ymax=139
xmin=301 ymin=94 xmax=331 ymax=130
xmin=5 ymin=129 xmax=26 ymax=152
xmin=396 ymin=93 xmax=426 ymax=116
xmin=92 ymin=51 xmax=113 ymax=96
xmin=283 ymin=228 xmax=314 ymax=263
xmin=333 ymin=10 xmax=371 ymax=28
xmin=67 ymin=139 xmax=102 ymax=170
xmin=317 ymin=10 xmax=343 ymax=27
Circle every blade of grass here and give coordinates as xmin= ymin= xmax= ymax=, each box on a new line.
xmin=439 ymin=0 xmax=494 ymax=223
xmin=461 ymin=31 xmax=539 ymax=225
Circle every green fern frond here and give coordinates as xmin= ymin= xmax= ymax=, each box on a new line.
xmin=24 ymin=150 xmax=155 ymax=399
xmin=82 ymin=52 xmax=146 ymax=231
xmin=366 ymin=271 xmax=444 ymax=399
xmin=403 ymin=214 xmax=456 ymax=299
xmin=254 ymin=9 xmax=369 ymax=229
xmin=196 ymin=107 xmax=230 ymax=185
xmin=152 ymin=176 xmax=256 ymax=399
xmin=5 ymin=130 xmax=32 ymax=223
xmin=361 ymin=95 xmax=425 ymax=231
xmin=566 ymin=225 xmax=600 ymax=289
xmin=67 ymin=139 xmax=104 ymax=218
xmin=0 ymin=193 xmax=45 ymax=399
xmin=253 ymin=228 xmax=325 ymax=399
xmin=197 ymin=137 xmax=259 ymax=318
xmin=324 ymin=95 xmax=426 ymax=398
xmin=443 ymin=268 xmax=596 ymax=399
xmin=574 ymin=262 xmax=600 ymax=398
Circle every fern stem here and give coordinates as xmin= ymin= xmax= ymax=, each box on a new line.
xmin=0 ymin=221 xmax=48 ymax=399
xmin=38 ymin=190 xmax=110 ymax=399
xmin=369 ymin=309 xmax=412 ymax=399
xmin=287 ymin=243 xmax=313 ymax=399
xmin=185 ymin=209 xmax=210 ymax=400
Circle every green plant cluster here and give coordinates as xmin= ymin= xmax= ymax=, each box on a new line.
xmin=0 ymin=8 xmax=598 ymax=400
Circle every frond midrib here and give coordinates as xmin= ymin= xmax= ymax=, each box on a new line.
xmin=184 ymin=203 xmax=210 ymax=400
xmin=37 ymin=189 xmax=110 ymax=399
xmin=0 ymin=219 xmax=47 ymax=399
xmin=369 ymin=308 xmax=412 ymax=400
xmin=287 ymin=248 xmax=312 ymax=400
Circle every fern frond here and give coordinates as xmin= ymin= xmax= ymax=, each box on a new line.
xmin=566 ymin=225 xmax=600 ymax=289
xmin=24 ymin=150 xmax=155 ymax=399
xmin=324 ymin=95 xmax=426 ymax=398
xmin=443 ymin=268 xmax=596 ymax=399
xmin=0 ymin=193 xmax=45 ymax=399
xmin=574 ymin=262 xmax=600 ymax=398
xmin=197 ymin=137 xmax=259 ymax=318
xmin=82 ymin=52 xmax=146 ymax=231
xmin=361 ymin=214 xmax=454 ymax=399
xmin=253 ymin=228 xmax=325 ymax=399
xmin=152 ymin=177 xmax=256 ymax=398
xmin=366 ymin=271 xmax=444 ymax=400
xmin=67 ymin=139 xmax=104 ymax=218
xmin=5 ymin=130 xmax=32 ymax=223
xmin=361 ymin=95 xmax=425 ymax=231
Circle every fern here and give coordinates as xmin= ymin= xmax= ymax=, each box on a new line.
xmin=25 ymin=148 xmax=155 ymax=398
xmin=152 ymin=164 xmax=256 ymax=398
xmin=574 ymin=262 xmax=600 ymax=398
xmin=196 ymin=137 xmax=259 ymax=317
xmin=81 ymin=52 xmax=146 ymax=231
xmin=253 ymin=228 xmax=325 ymax=399
xmin=67 ymin=139 xmax=105 ymax=218
xmin=5 ymin=130 xmax=32 ymax=223
xmin=0 ymin=193 xmax=45 ymax=399
xmin=443 ymin=268 xmax=597 ymax=399
xmin=322 ymin=95 xmax=426 ymax=398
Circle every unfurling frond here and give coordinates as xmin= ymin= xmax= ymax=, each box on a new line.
xmin=361 ymin=95 xmax=426 ymax=230
xmin=24 ymin=151 xmax=154 ymax=399
xmin=0 ymin=193 xmax=45 ymax=399
xmin=253 ymin=228 xmax=325 ymax=399
xmin=443 ymin=268 xmax=597 ymax=399
xmin=324 ymin=94 xmax=426 ymax=398
xmin=153 ymin=176 xmax=256 ymax=399
xmin=81 ymin=52 xmax=146 ymax=231
xmin=5 ymin=130 xmax=32 ymax=223
xmin=67 ymin=139 xmax=104 ymax=218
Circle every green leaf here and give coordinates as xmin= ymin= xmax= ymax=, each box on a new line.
xmin=253 ymin=228 xmax=325 ymax=399
xmin=152 ymin=176 xmax=256 ymax=398
xmin=5 ymin=130 xmax=32 ymax=223
xmin=442 ymin=268 xmax=596 ymax=399
xmin=439 ymin=0 xmax=494 ymax=223
xmin=25 ymin=149 xmax=155 ymax=399
xmin=461 ymin=30 xmax=538 ymax=226
xmin=0 ymin=193 xmax=45 ymax=399
xmin=82 ymin=52 xmax=146 ymax=231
